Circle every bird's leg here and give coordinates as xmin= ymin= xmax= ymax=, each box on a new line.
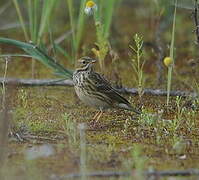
xmin=95 ymin=110 xmax=103 ymax=123
xmin=90 ymin=109 xmax=103 ymax=128
xmin=92 ymin=111 xmax=101 ymax=120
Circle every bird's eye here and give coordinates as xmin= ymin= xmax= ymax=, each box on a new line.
xmin=82 ymin=61 xmax=86 ymax=64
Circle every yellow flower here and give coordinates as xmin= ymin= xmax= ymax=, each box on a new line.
xmin=86 ymin=1 xmax=95 ymax=8
xmin=163 ymin=57 xmax=173 ymax=67
xmin=85 ymin=1 xmax=97 ymax=15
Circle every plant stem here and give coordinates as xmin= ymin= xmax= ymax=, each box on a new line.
xmin=76 ymin=0 xmax=87 ymax=52
xmin=66 ymin=0 xmax=77 ymax=61
xmin=166 ymin=66 xmax=172 ymax=105
xmin=166 ymin=0 xmax=177 ymax=106
xmin=12 ymin=0 xmax=29 ymax=41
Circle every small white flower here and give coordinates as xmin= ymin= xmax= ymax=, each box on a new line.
xmin=84 ymin=1 xmax=97 ymax=15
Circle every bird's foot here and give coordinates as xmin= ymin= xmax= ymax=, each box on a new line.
xmin=88 ymin=120 xmax=108 ymax=130
xmin=88 ymin=119 xmax=100 ymax=129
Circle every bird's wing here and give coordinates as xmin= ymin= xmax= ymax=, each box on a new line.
xmin=88 ymin=72 xmax=131 ymax=106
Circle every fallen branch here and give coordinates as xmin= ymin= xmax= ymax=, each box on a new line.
xmin=50 ymin=169 xmax=199 ymax=179
xmin=0 ymin=78 xmax=197 ymax=97
xmin=117 ymin=87 xmax=197 ymax=97
xmin=0 ymin=78 xmax=74 ymax=86
xmin=147 ymin=169 xmax=199 ymax=176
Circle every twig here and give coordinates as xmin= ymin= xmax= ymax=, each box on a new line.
xmin=50 ymin=169 xmax=199 ymax=179
xmin=194 ymin=0 xmax=199 ymax=44
xmin=0 ymin=77 xmax=197 ymax=97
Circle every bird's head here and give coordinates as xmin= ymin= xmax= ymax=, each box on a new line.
xmin=76 ymin=57 xmax=97 ymax=70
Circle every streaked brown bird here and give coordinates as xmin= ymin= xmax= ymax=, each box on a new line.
xmin=73 ymin=57 xmax=140 ymax=122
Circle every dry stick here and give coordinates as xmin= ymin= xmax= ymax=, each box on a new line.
xmin=0 ymin=77 xmax=197 ymax=97
xmin=50 ymin=169 xmax=199 ymax=179
xmin=194 ymin=0 xmax=199 ymax=44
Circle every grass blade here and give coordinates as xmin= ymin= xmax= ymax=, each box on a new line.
xmin=0 ymin=37 xmax=73 ymax=79
xmin=12 ymin=0 xmax=29 ymax=41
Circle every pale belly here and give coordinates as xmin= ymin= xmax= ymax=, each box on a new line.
xmin=74 ymin=86 xmax=111 ymax=110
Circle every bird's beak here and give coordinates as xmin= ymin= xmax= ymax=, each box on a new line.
xmin=91 ymin=59 xmax=97 ymax=63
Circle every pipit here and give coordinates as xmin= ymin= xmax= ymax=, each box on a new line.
xmin=73 ymin=57 xmax=140 ymax=122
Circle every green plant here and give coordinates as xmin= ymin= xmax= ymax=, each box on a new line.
xmin=63 ymin=113 xmax=78 ymax=147
xmin=12 ymin=90 xmax=28 ymax=132
xmin=66 ymin=0 xmax=87 ymax=61
xmin=85 ymin=0 xmax=118 ymax=71
xmin=175 ymin=96 xmax=185 ymax=121
xmin=13 ymin=88 xmax=54 ymax=133
xmin=138 ymin=111 xmax=158 ymax=127
xmin=130 ymin=34 xmax=145 ymax=99
xmin=13 ymin=0 xmax=57 ymax=44
xmin=12 ymin=0 xmax=29 ymax=41
xmin=0 ymin=38 xmax=73 ymax=79
xmin=165 ymin=97 xmax=183 ymax=137
xmin=184 ymin=108 xmax=197 ymax=131
xmin=13 ymin=0 xmax=58 ymax=76
xmin=164 ymin=0 xmax=178 ymax=106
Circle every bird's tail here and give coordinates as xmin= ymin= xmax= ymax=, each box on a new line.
xmin=118 ymin=103 xmax=141 ymax=114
